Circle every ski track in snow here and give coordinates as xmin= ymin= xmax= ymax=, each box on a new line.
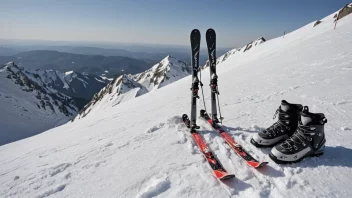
xmin=1 ymin=9 xmax=352 ymax=198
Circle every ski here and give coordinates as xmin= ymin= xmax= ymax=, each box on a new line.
xmin=182 ymin=29 xmax=234 ymax=180
xmin=182 ymin=114 xmax=235 ymax=180
xmin=200 ymin=110 xmax=268 ymax=168
xmin=205 ymin=28 xmax=221 ymax=123
xmin=189 ymin=29 xmax=201 ymax=129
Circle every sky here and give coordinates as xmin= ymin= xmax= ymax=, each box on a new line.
xmin=0 ymin=0 xmax=351 ymax=48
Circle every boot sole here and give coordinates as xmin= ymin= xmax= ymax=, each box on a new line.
xmin=269 ymin=151 xmax=324 ymax=164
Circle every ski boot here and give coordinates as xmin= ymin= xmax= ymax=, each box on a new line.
xmin=251 ymin=100 xmax=303 ymax=147
xmin=269 ymin=106 xmax=327 ymax=164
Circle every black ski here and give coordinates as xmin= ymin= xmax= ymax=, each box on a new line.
xmin=189 ymin=29 xmax=201 ymax=129
xmin=182 ymin=29 xmax=234 ymax=180
xmin=205 ymin=28 xmax=221 ymax=123
xmin=204 ymin=29 xmax=267 ymax=168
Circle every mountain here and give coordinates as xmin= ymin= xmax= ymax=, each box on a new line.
xmin=73 ymin=74 xmax=148 ymax=121
xmin=132 ymin=55 xmax=191 ymax=91
xmin=0 ymin=62 xmax=78 ymax=145
xmin=73 ymin=55 xmax=189 ymax=120
xmin=0 ymin=50 xmax=149 ymax=78
xmin=0 ymin=62 xmax=110 ymax=145
xmin=30 ymin=69 xmax=111 ymax=109
xmin=1 ymin=5 xmax=352 ymax=198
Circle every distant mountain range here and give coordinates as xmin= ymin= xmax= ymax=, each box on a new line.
xmin=0 ymin=50 xmax=150 ymax=78
xmin=0 ymin=45 xmax=231 ymax=68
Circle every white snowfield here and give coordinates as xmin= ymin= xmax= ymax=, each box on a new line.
xmin=1 ymin=10 xmax=352 ymax=198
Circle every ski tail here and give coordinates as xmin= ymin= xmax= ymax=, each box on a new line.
xmin=182 ymin=114 xmax=235 ymax=180
xmin=200 ymin=109 xmax=268 ymax=168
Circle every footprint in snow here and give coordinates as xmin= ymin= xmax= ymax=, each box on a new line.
xmin=146 ymin=123 xmax=165 ymax=133
xmin=105 ymin=142 xmax=113 ymax=147
xmin=49 ymin=163 xmax=71 ymax=177
xmin=341 ymin=127 xmax=351 ymax=131
xmin=137 ymin=175 xmax=171 ymax=198
xmin=36 ymin=183 xmax=67 ymax=198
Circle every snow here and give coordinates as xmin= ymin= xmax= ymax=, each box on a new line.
xmin=74 ymin=75 xmax=148 ymax=120
xmin=65 ymin=71 xmax=74 ymax=76
xmin=0 ymin=64 xmax=75 ymax=146
xmin=133 ymin=55 xmax=191 ymax=91
xmin=1 ymin=9 xmax=352 ymax=198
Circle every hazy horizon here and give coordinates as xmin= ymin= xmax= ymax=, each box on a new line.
xmin=1 ymin=0 xmax=351 ymax=48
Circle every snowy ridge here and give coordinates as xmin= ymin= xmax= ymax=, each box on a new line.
xmin=74 ymin=55 xmax=189 ymax=121
xmin=0 ymin=62 xmax=78 ymax=145
xmin=29 ymin=69 xmax=110 ymax=101
xmin=132 ymin=55 xmax=191 ymax=91
xmin=240 ymin=37 xmax=266 ymax=52
xmin=215 ymin=48 xmax=239 ymax=65
xmin=73 ymin=74 xmax=148 ymax=120
xmin=1 ymin=5 xmax=352 ymax=198
xmin=203 ymin=37 xmax=266 ymax=69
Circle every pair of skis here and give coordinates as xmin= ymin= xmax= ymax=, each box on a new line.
xmin=182 ymin=29 xmax=267 ymax=181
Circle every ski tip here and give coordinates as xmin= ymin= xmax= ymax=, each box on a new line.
xmin=191 ymin=29 xmax=200 ymax=35
xmin=206 ymin=28 xmax=215 ymax=33
xmin=247 ymin=161 xmax=268 ymax=168
xmin=214 ymin=170 xmax=235 ymax=180
xmin=219 ymin=174 xmax=236 ymax=181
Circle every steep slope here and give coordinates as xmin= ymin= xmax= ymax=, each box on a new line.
xmin=1 ymin=7 xmax=352 ymax=198
xmin=203 ymin=37 xmax=266 ymax=69
xmin=73 ymin=74 xmax=148 ymax=120
xmin=32 ymin=69 xmax=110 ymax=108
xmin=0 ymin=62 xmax=78 ymax=145
xmin=132 ymin=55 xmax=191 ymax=91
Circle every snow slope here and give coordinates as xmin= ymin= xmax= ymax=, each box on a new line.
xmin=0 ymin=62 xmax=78 ymax=146
xmin=203 ymin=37 xmax=266 ymax=69
xmin=1 ymin=9 xmax=352 ymax=198
xmin=73 ymin=74 xmax=148 ymax=120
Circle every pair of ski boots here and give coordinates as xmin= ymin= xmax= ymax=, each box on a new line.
xmin=251 ymin=100 xmax=327 ymax=164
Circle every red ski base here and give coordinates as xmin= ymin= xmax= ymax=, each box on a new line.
xmin=200 ymin=110 xmax=268 ymax=168
xmin=182 ymin=114 xmax=235 ymax=180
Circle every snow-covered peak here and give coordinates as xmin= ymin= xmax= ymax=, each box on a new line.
xmin=73 ymin=56 xmax=190 ymax=120
xmin=73 ymin=74 xmax=148 ymax=121
xmin=65 ymin=71 xmax=74 ymax=76
xmin=0 ymin=62 xmax=22 ymax=73
xmin=240 ymin=37 xmax=266 ymax=52
xmin=132 ymin=55 xmax=191 ymax=91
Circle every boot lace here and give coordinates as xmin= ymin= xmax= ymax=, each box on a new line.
xmin=281 ymin=124 xmax=315 ymax=150
xmin=263 ymin=108 xmax=290 ymax=137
